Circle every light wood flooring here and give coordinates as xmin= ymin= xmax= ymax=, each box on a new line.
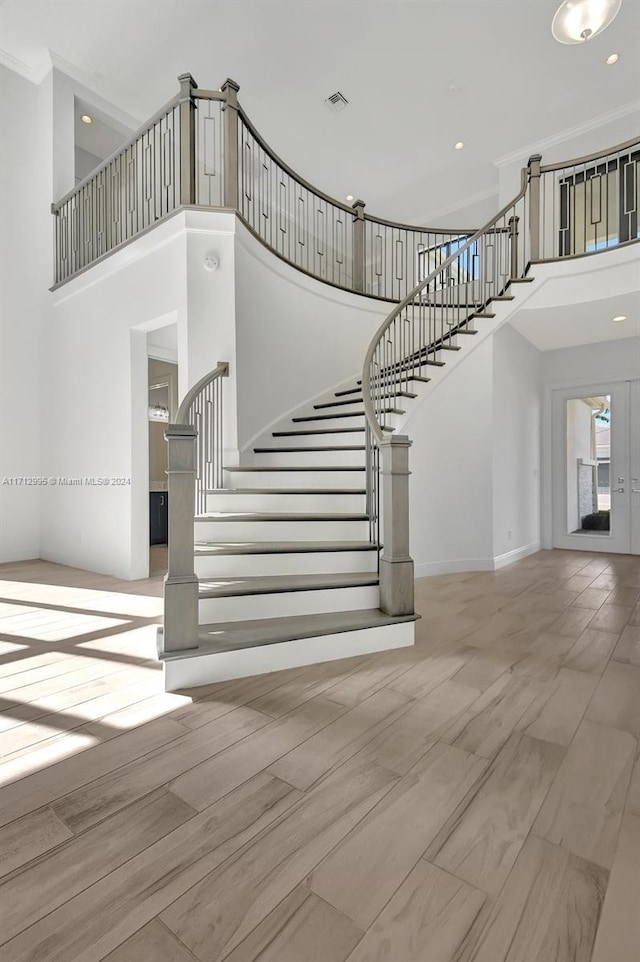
xmin=0 ymin=548 xmax=639 ymax=962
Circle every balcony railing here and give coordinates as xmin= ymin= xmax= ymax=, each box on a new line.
xmin=52 ymin=75 xmax=479 ymax=293
xmin=52 ymin=74 xmax=638 ymax=294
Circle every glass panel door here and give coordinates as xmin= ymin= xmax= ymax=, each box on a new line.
xmin=552 ymin=381 xmax=638 ymax=554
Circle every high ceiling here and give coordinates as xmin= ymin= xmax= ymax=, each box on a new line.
xmin=1 ymin=0 xmax=639 ymax=224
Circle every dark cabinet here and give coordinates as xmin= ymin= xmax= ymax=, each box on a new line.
xmin=149 ymin=491 xmax=168 ymax=544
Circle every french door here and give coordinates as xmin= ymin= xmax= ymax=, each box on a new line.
xmin=552 ymin=379 xmax=640 ymax=554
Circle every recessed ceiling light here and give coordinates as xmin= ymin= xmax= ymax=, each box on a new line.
xmin=606 ymin=53 xmax=619 ymax=64
xmin=612 ymin=314 xmax=627 ymax=322
xmin=454 ymin=142 xmax=464 ymax=150
xmin=80 ymin=114 xmax=93 ymax=124
xmin=346 ymin=194 xmax=354 ymax=202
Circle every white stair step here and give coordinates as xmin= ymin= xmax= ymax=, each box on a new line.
xmin=197 ymin=573 xmax=379 ymax=621
xmin=270 ymin=430 xmax=369 ymax=447
xmin=224 ymin=466 xmax=366 ymax=490
xmin=290 ymin=410 xmax=404 ymax=431
xmin=252 ymin=447 xmax=365 ymax=467
xmin=205 ymin=489 xmax=366 ymax=512
xmin=160 ymin=609 xmax=417 ymax=690
xmin=194 ymin=513 xmax=370 ymax=542
xmin=313 ymin=392 xmax=416 ymax=410
xmin=194 ymin=541 xmax=378 ymax=577
xmin=289 ymin=413 xmax=370 ymax=430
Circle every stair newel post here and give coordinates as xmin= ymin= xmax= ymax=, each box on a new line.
xmin=222 ymin=78 xmax=240 ymax=210
xmin=352 ymin=199 xmax=366 ymax=293
xmin=378 ymin=434 xmax=414 ymax=616
xmin=527 ymin=153 xmax=542 ymax=262
xmin=508 ymin=214 xmax=519 ymax=280
xmin=178 ymin=73 xmax=198 ymax=206
xmin=161 ymin=423 xmax=199 ymax=653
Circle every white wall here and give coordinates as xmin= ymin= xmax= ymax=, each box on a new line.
xmin=543 ymin=336 xmax=640 ymax=386
xmin=234 ymin=221 xmax=390 ymax=452
xmin=42 ymin=216 xmax=187 ymax=579
xmin=0 ymin=66 xmax=52 ymax=563
xmin=404 ymin=338 xmax=496 ymax=576
xmin=492 ymin=324 xmax=542 ymax=561
xmin=397 ymin=323 xmax=542 ymax=576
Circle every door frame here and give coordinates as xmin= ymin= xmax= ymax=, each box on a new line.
xmin=542 ymin=372 xmax=639 ymax=554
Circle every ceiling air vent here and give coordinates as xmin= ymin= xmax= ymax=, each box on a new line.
xmin=325 ymin=91 xmax=349 ymax=113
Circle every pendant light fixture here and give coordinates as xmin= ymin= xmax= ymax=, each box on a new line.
xmin=552 ymin=0 xmax=622 ymax=44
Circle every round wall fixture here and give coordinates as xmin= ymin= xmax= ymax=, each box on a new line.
xmin=203 ymin=253 xmax=219 ymax=271
xmin=552 ymin=0 xmax=622 ymax=44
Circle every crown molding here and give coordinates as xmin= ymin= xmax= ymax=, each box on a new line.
xmin=495 ymin=100 xmax=640 ymax=168
xmin=0 ymin=46 xmax=50 ymax=83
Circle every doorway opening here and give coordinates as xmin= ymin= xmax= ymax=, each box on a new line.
xmin=146 ymin=324 xmax=178 ymax=579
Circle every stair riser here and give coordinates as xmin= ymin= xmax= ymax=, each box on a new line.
xmin=270 ymin=431 xmax=365 ymax=447
xmin=291 ymin=414 xmax=370 ymax=430
xmin=194 ymin=519 xmax=371 ymax=541
xmin=205 ymin=491 xmax=366 ymax=512
xmin=162 ymin=621 xmax=415 ymax=691
xmin=198 ymin=584 xmax=380 ymax=622
xmin=225 ymin=469 xmax=365 ymax=490
xmin=252 ymin=449 xmax=365 ymax=467
xmin=194 ymin=550 xmax=378 ymax=578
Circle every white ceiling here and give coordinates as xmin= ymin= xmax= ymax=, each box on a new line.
xmin=1 ymin=0 xmax=639 ymax=223
xmin=511 ymin=290 xmax=640 ymax=351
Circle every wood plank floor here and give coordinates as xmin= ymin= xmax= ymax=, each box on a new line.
xmin=0 ymin=548 xmax=639 ymax=962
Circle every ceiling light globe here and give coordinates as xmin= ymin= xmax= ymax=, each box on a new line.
xmin=454 ymin=142 xmax=464 ymax=150
xmin=552 ymin=0 xmax=622 ymax=44
xmin=80 ymin=114 xmax=93 ymax=124
xmin=606 ymin=52 xmax=619 ymax=63
xmin=612 ymin=315 xmax=627 ymax=322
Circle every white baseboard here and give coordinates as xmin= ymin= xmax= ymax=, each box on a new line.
xmin=414 ymin=558 xmax=495 ymax=578
xmin=492 ymin=540 xmax=541 ymax=570
xmin=414 ymin=541 xmax=541 ymax=579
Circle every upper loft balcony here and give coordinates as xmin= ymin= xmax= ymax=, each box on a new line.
xmin=50 ymin=74 xmax=640 ymax=298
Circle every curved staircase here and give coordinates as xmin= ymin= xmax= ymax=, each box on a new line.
xmin=160 ymin=274 xmax=537 ymax=690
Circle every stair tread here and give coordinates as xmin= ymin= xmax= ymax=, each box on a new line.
xmin=205 ymin=488 xmax=366 ymax=495
xmin=314 ymin=392 xmax=416 ymax=409
xmin=292 ymin=409 xmax=404 ymax=422
xmin=196 ymin=511 xmax=369 ymax=522
xmin=471 ymin=312 xmax=496 ymax=318
xmin=254 ymin=445 xmax=366 ymax=453
xmin=273 ymin=427 xmax=364 ymax=436
xmin=199 ymin=571 xmax=379 ymax=599
xmin=160 ymin=608 xmax=419 ymax=659
xmin=335 ymin=376 xmax=429 ymax=397
xmin=194 ymin=540 xmax=378 ymax=556
xmin=225 ymin=465 xmax=365 ymax=472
